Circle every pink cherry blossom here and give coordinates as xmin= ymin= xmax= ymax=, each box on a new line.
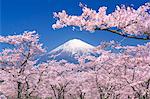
xmin=53 ymin=2 xmax=150 ymax=40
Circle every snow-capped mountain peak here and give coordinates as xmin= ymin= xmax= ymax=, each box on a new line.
xmin=50 ymin=39 xmax=95 ymax=55
xmin=38 ymin=39 xmax=96 ymax=64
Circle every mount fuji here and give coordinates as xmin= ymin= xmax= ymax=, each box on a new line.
xmin=40 ymin=39 xmax=96 ymax=64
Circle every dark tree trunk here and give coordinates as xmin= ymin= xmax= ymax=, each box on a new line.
xmin=17 ymin=81 xmax=22 ymax=99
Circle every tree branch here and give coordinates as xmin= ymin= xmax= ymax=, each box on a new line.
xmin=96 ymin=28 xmax=150 ymax=40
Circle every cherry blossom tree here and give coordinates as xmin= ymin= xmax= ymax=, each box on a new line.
xmin=0 ymin=31 xmax=45 ymax=98
xmin=52 ymin=2 xmax=150 ymax=40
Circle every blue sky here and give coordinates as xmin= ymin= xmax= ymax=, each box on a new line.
xmin=1 ymin=0 xmax=149 ymax=51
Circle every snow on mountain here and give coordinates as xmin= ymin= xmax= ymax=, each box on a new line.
xmin=48 ymin=39 xmax=96 ymax=63
xmin=50 ymin=39 xmax=95 ymax=55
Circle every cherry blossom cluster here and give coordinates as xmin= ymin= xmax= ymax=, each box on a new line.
xmin=0 ymin=31 xmax=45 ymax=67
xmin=52 ymin=2 xmax=150 ymax=39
